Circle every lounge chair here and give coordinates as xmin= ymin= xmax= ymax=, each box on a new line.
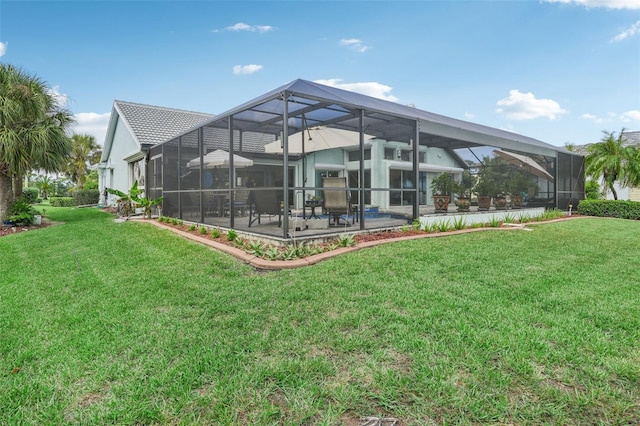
xmin=322 ymin=177 xmax=353 ymax=226
xmin=248 ymin=189 xmax=282 ymax=227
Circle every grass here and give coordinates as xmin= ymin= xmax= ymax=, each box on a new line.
xmin=1 ymin=207 xmax=639 ymax=425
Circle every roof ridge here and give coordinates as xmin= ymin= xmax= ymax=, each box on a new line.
xmin=114 ymin=100 xmax=214 ymax=117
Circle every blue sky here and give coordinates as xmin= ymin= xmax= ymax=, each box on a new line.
xmin=1 ymin=0 xmax=638 ymax=148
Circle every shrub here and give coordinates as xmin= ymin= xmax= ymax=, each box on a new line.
xmin=585 ymin=179 xmax=601 ymax=200
xmin=72 ymin=189 xmax=100 ymax=206
xmin=436 ymin=219 xmax=452 ymax=232
xmin=226 ymin=229 xmax=238 ymax=242
xmin=21 ymin=188 xmax=40 ymax=204
xmin=337 ymin=233 xmax=355 ymax=247
xmin=8 ymin=199 xmax=37 ymax=225
xmin=452 ymin=216 xmax=467 ymax=230
xmin=577 ymin=200 xmax=640 ymax=220
xmin=49 ymin=197 xmax=75 ymax=207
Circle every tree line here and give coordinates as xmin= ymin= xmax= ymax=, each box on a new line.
xmin=0 ymin=64 xmax=102 ymax=218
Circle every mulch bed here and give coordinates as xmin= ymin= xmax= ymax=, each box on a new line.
xmin=0 ymin=220 xmax=54 ymax=238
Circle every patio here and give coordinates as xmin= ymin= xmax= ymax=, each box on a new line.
xmin=175 ymin=201 xmax=546 ymax=245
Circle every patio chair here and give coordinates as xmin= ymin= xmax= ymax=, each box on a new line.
xmin=205 ymin=192 xmax=227 ymax=217
xmin=248 ymin=189 xmax=282 ymax=227
xmin=322 ymin=177 xmax=353 ymax=226
xmin=225 ymin=188 xmax=250 ymax=216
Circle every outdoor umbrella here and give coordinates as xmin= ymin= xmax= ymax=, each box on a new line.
xmin=493 ymin=149 xmax=554 ymax=182
xmin=187 ymin=149 xmax=254 ymax=169
xmin=264 ymin=126 xmax=374 ymax=154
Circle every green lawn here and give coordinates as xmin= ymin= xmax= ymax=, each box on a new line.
xmin=1 ymin=207 xmax=638 ymax=425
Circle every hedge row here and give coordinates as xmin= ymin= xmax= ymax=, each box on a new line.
xmin=72 ymin=189 xmax=100 ymax=206
xmin=49 ymin=197 xmax=75 ymax=207
xmin=577 ymin=199 xmax=640 ymax=220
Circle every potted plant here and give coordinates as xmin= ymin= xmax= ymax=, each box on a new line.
xmin=493 ymin=188 xmax=508 ymax=210
xmin=430 ymin=172 xmax=456 ymax=213
xmin=454 ymin=170 xmax=474 ymax=212
xmin=474 ymin=171 xmax=494 ymax=211
xmin=507 ymin=169 xmax=530 ymax=209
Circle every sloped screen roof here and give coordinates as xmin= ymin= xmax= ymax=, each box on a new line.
xmin=186 ymin=79 xmax=568 ymax=158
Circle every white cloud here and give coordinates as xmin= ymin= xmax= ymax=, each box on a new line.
xmin=581 ymin=110 xmax=640 ymax=123
xmin=580 ymin=113 xmax=606 ymax=123
xmin=621 ymin=110 xmax=640 ymax=122
xmin=217 ymin=22 xmax=274 ymax=33
xmin=47 ymin=85 xmax=69 ymax=109
xmin=232 ymin=64 xmax=263 ymax=75
xmin=0 ymin=42 xmax=6 ymax=57
xmin=464 ymin=112 xmax=476 ymax=120
xmin=314 ymin=79 xmax=398 ymax=102
xmin=339 ymin=38 xmax=369 ymax=53
xmin=72 ymin=112 xmax=111 ymax=145
xmin=544 ymin=0 xmax=640 ymax=9
xmin=496 ymin=89 xmax=567 ymax=120
xmin=611 ymin=20 xmax=640 ymax=42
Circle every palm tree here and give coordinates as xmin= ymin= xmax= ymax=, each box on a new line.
xmin=623 ymin=145 xmax=640 ymax=189
xmin=35 ymin=175 xmax=53 ymax=200
xmin=67 ymin=134 xmax=102 ymax=190
xmin=585 ymin=129 xmax=630 ymax=200
xmin=0 ymin=64 xmax=73 ymax=218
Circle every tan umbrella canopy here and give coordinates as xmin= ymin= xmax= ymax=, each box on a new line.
xmin=187 ymin=149 xmax=253 ymax=169
xmin=264 ymin=126 xmax=375 ymax=154
xmin=493 ymin=149 xmax=554 ymax=182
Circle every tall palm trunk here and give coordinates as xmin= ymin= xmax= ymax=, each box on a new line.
xmin=12 ymin=175 xmax=24 ymax=200
xmin=0 ymin=172 xmax=13 ymax=220
xmin=608 ymin=182 xmax=618 ymax=200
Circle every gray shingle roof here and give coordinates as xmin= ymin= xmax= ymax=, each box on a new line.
xmin=622 ymin=130 xmax=640 ymax=147
xmin=574 ymin=130 xmax=640 ymax=154
xmin=115 ymin=100 xmax=214 ymax=147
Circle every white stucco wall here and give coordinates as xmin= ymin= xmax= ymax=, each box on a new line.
xmin=293 ymin=140 xmax=462 ymax=210
xmin=607 ymin=182 xmax=630 ymax=201
xmin=101 ymin=115 xmax=141 ymax=206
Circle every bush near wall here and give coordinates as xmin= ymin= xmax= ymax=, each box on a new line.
xmin=49 ymin=197 xmax=76 ymax=207
xmin=72 ymin=189 xmax=100 ymax=206
xmin=577 ymin=199 xmax=640 ymax=220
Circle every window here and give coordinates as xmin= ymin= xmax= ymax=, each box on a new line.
xmin=348 ymin=169 xmax=371 ymax=204
xmin=384 ymin=147 xmax=395 ymax=160
xmin=389 ymin=170 xmax=415 ymax=206
xmin=348 ymin=149 xmax=371 ymax=162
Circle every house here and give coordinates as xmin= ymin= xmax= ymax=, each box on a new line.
xmin=144 ymin=79 xmax=584 ymax=240
xmin=97 ymin=100 xmax=213 ymax=206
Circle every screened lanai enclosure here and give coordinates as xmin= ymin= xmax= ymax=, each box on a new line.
xmin=147 ymin=79 xmax=584 ymax=241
